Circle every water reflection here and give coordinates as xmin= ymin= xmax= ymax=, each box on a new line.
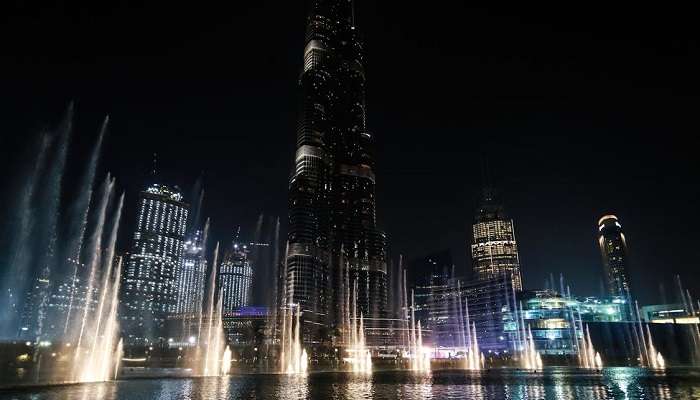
xmin=2 ymin=368 xmax=700 ymax=400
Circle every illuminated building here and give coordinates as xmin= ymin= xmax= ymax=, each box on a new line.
xmin=640 ymin=304 xmax=700 ymax=324
xmin=285 ymin=0 xmax=388 ymax=342
xmin=175 ymin=229 xmax=207 ymax=315
xmin=577 ymin=296 xmax=626 ymax=322
xmin=471 ymin=187 xmax=523 ymax=291
xmin=219 ymin=241 xmax=253 ymax=313
xmin=121 ymin=183 xmax=188 ymax=343
xmin=504 ymin=290 xmax=579 ymax=356
xmin=598 ymin=215 xmax=632 ymax=298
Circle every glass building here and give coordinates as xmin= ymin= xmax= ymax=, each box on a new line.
xmin=471 ymin=187 xmax=523 ymax=291
xmin=219 ymin=242 xmax=253 ymax=313
xmin=121 ymin=183 xmax=188 ymax=344
xmin=598 ymin=215 xmax=632 ymax=298
xmin=285 ymin=0 xmax=388 ymax=342
xmin=429 ymin=276 xmax=516 ymax=354
xmin=503 ymin=290 xmax=626 ymax=357
xmin=175 ymin=229 xmax=207 ymax=315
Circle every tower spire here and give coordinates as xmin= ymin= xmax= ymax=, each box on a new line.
xmin=351 ymin=0 xmax=356 ymax=27
xmin=151 ymin=152 xmax=158 ymax=178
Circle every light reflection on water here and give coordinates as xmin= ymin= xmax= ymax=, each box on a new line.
xmin=2 ymin=368 xmax=700 ymax=400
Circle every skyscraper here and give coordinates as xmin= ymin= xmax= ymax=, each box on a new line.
xmin=470 ymin=187 xmax=523 ymax=291
xmin=121 ymin=183 xmax=188 ymax=343
xmin=285 ymin=0 xmax=388 ymax=343
xmin=219 ymin=241 xmax=253 ymax=313
xmin=175 ymin=228 xmax=207 ymax=315
xmin=598 ymin=215 xmax=631 ymax=298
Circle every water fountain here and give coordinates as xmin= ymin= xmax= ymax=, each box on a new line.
xmin=278 ymin=266 xmax=307 ymax=375
xmin=462 ymin=299 xmax=483 ymax=371
xmin=520 ymin=325 xmax=543 ymax=371
xmin=346 ymin=280 xmax=371 ymax=374
xmin=71 ymin=190 xmax=124 ymax=383
xmin=644 ymin=326 xmax=666 ymax=370
xmin=279 ymin=302 xmax=308 ymax=374
xmin=513 ymin=301 xmax=543 ymax=371
xmin=578 ymin=324 xmax=603 ymax=370
xmin=0 ymin=109 xmax=126 ymax=383
xmin=409 ymin=291 xmax=430 ymax=373
xmin=633 ymin=301 xmax=665 ymax=370
xmin=199 ymin=243 xmax=229 ymax=377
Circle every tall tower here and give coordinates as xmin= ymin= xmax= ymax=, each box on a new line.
xmin=121 ymin=184 xmax=188 ymax=343
xmin=470 ymin=187 xmax=523 ymax=291
xmin=285 ymin=0 xmax=388 ymax=343
xmin=219 ymin=241 xmax=253 ymax=313
xmin=598 ymin=215 xmax=631 ymax=298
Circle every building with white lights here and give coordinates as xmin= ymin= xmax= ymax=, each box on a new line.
xmin=471 ymin=187 xmax=523 ymax=291
xmin=121 ymin=183 xmax=188 ymax=343
xmin=175 ymin=229 xmax=207 ymax=315
xmin=219 ymin=241 xmax=253 ymax=313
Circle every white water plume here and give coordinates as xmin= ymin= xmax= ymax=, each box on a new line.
xmin=72 ymin=192 xmax=123 ymax=383
xmin=462 ymin=298 xmax=483 ymax=371
xmin=198 ymin=242 xmax=229 ymax=377
xmin=347 ymin=280 xmax=371 ymax=374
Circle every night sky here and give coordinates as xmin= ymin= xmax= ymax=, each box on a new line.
xmin=1 ymin=2 xmax=698 ymax=304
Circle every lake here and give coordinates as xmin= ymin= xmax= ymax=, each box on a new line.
xmin=2 ymin=368 xmax=700 ymax=399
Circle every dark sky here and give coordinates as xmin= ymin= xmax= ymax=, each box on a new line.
xmin=1 ymin=2 xmax=698 ymax=304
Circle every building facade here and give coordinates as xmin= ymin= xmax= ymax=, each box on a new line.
xmin=219 ymin=242 xmax=253 ymax=313
xmin=121 ymin=184 xmax=188 ymax=343
xmin=471 ymin=187 xmax=523 ymax=291
xmin=175 ymin=229 xmax=207 ymax=315
xmin=285 ymin=0 xmax=388 ymax=343
xmin=407 ymin=250 xmax=453 ymax=340
xmin=598 ymin=215 xmax=632 ymax=298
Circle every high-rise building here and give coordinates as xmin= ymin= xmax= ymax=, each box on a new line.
xmin=470 ymin=187 xmax=523 ymax=291
xmin=285 ymin=0 xmax=388 ymax=342
xmin=121 ymin=183 xmax=188 ymax=343
xmin=219 ymin=242 xmax=253 ymax=313
xmin=407 ymin=250 xmax=453 ymax=339
xmin=175 ymin=229 xmax=207 ymax=315
xmin=598 ymin=215 xmax=631 ymax=298
xmin=429 ymin=276 xmax=516 ymax=353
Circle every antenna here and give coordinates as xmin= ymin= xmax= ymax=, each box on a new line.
xmin=152 ymin=152 xmax=158 ymax=178
xmin=351 ymin=0 xmax=356 ymax=27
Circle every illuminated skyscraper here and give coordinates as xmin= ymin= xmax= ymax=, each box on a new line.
xmin=175 ymin=229 xmax=207 ymax=315
xmin=121 ymin=184 xmax=188 ymax=343
xmin=285 ymin=0 xmax=388 ymax=342
xmin=470 ymin=187 xmax=523 ymax=291
xmin=598 ymin=215 xmax=631 ymax=298
xmin=219 ymin=242 xmax=253 ymax=313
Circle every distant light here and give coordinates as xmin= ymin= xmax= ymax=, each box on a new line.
xmin=188 ymin=336 xmax=196 ymax=344
xmin=168 ymin=338 xmax=174 ymax=343
xmin=25 ymin=341 xmax=31 ymax=346
xmin=39 ymin=341 xmax=51 ymax=347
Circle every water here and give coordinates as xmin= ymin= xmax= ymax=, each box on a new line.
xmin=2 ymin=368 xmax=700 ymax=399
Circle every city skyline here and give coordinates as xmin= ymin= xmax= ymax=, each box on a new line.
xmin=2 ymin=1 xmax=700 ymax=396
xmin=1 ymin=3 xmax=698 ymax=306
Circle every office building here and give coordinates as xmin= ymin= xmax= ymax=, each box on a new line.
xmin=121 ymin=183 xmax=188 ymax=343
xmin=220 ymin=242 xmax=253 ymax=313
xmin=471 ymin=187 xmax=523 ymax=291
